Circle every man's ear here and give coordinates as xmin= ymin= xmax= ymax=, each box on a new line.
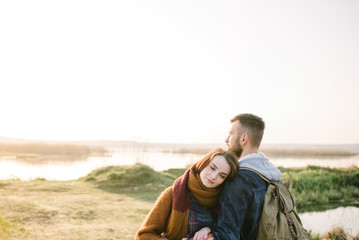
xmin=240 ymin=133 xmax=249 ymax=146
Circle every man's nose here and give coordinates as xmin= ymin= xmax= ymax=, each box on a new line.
xmin=225 ymin=136 xmax=229 ymax=144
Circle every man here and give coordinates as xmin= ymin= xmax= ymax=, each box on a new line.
xmin=211 ymin=113 xmax=281 ymax=240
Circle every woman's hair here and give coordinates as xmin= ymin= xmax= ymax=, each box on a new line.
xmin=191 ymin=148 xmax=238 ymax=181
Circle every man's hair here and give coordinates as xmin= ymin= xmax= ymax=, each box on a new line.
xmin=231 ymin=113 xmax=265 ymax=148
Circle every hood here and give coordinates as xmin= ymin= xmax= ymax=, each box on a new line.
xmin=239 ymin=152 xmax=281 ymax=181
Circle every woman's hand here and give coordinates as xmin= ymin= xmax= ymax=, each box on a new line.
xmin=192 ymin=227 xmax=211 ymax=240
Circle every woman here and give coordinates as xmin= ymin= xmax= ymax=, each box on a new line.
xmin=135 ymin=148 xmax=238 ymax=240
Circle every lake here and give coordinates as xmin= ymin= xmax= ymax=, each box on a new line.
xmin=1 ymin=147 xmax=359 ymax=236
xmin=1 ymin=147 xmax=358 ymax=181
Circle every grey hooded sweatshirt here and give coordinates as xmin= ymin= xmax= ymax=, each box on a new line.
xmin=239 ymin=152 xmax=281 ymax=180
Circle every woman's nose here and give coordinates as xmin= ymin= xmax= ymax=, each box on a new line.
xmin=211 ymin=172 xmax=217 ymax=180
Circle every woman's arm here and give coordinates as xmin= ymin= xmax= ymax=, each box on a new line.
xmin=135 ymin=187 xmax=173 ymax=240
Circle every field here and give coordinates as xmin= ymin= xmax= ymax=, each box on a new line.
xmin=0 ymin=179 xmax=148 ymax=240
xmin=0 ymin=164 xmax=184 ymax=240
xmin=1 ymin=164 xmax=359 ymax=240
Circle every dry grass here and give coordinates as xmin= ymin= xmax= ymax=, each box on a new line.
xmin=1 ymin=164 xmax=358 ymax=240
xmin=0 ymin=179 xmax=152 ymax=240
xmin=320 ymin=227 xmax=359 ymax=240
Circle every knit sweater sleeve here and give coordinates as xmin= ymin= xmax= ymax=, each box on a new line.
xmin=135 ymin=187 xmax=173 ymax=240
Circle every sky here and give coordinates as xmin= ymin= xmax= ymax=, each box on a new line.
xmin=0 ymin=0 xmax=358 ymax=145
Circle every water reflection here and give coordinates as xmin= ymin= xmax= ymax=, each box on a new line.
xmin=0 ymin=147 xmax=358 ymax=181
xmin=300 ymin=206 xmax=359 ymax=236
xmin=0 ymin=157 xmax=118 ymax=181
xmin=272 ymin=156 xmax=359 ymax=169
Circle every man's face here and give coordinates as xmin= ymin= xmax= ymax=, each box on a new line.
xmin=225 ymin=120 xmax=243 ymax=158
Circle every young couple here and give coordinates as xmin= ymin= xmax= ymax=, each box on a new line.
xmin=135 ymin=113 xmax=281 ymax=240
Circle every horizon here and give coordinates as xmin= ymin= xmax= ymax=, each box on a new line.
xmin=1 ymin=135 xmax=358 ymax=147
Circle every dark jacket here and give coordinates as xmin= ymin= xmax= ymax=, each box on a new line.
xmin=212 ymin=169 xmax=267 ymax=240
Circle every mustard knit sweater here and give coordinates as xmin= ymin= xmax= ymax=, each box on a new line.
xmin=135 ymin=186 xmax=185 ymax=240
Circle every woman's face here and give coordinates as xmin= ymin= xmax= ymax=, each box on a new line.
xmin=200 ymin=155 xmax=231 ymax=188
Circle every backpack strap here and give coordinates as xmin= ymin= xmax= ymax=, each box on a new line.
xmin=239 ymin=167 xmax=299 ymax=239
xmin=239 ymin=167 xmax=270 ymax=183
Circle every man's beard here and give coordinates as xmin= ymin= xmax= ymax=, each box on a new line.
xmin=229 ymin=144 xmax=243 ymax=158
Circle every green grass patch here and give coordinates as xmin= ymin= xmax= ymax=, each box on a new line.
xmin=0 ymin=216 xmax=12 ymax=237
xmin=0 ymin=216 xmax=24 ymax=239
xmin=83 ymin=163 xmax=184 ymax=199
xmin=83 ymin=164 xmax=359 ymax=210
xmin=280 ymin=166 xmax=359 ymax=211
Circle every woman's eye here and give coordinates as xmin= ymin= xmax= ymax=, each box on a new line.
xmin=210 ymin=167 xmax=215 ymax=170
xmin=220 ymin=175 xmax=226 ymax=179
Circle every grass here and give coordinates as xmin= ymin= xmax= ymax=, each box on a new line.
xmin=311 ymin=227 xmax=359 ymax=240
xmin=0 ymin=215 xmax=24 ymax=240
xmin=0 ymin=164 xmax=185 ymax=240
xmin=0 ymin=179 xmax=151 ymax=240
xmin=0 ymin=164 xmax=358 ymax=239
xmin=280 ymin=165 xmax=359 ymax=209
xmin=83 ymin=163 xmax=185 ymax=201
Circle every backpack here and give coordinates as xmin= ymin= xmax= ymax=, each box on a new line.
xmin=241 ymin=167 xmax=310 ymax=240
